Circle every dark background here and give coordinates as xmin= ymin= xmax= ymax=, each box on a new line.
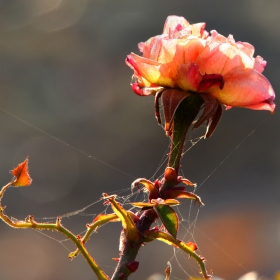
xmin=0 ymin=1 xmax=279 ymax=279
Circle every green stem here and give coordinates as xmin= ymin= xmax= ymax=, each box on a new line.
xmin=146 ymin=231 xmax=211 ymax=279
xmin=159 ymin=94 xmax=203 ymax=196
xmin=168 ymin=94 xmax=203 ymax=171
xmin=0 ymin=184 xmax=109 ymax=280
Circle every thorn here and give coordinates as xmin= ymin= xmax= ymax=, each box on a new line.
xmin=56 ymin=216 xmax=62 ymax=227
xmin=126 ymin=261 xmax=139 ymax=273
xmin=28 ymin=215 xmax=37 ymax=228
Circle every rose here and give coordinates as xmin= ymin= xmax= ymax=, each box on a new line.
xmin=126 ymin=15 xmax=275 ymax=112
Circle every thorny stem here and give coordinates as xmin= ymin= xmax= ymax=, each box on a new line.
xmin=111 ymin=209 xmax=157 ymax=280
xmin=69 ymin=213 xmax=119 ymax=259
xmin=112 ymin=95 xmax=206 ymax=280
xmin=146 ymin=231 xmax=211 ymax=279
xmin=0 ymin=184 xmax=109 ymax=280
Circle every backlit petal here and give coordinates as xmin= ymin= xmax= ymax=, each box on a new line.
xmin=196 ymin=41 xmax=254 ymax=75
xmin=163 ymin=15 xmax=190 ymax=36
xmin=177 ymin=64 xmax=202 ymax=91
xmin=126 ymin=53 xmax=175 ymax=87
xmin=207 ymin=67 xmax=275 ymax=112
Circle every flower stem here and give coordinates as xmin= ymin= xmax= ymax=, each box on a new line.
xmin=168 ymin=94 xmax=203 ymax=172
xmin=111 ymin=209 xmax=157 ymax=280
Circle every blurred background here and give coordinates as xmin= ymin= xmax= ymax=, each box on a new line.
xmin=0 ymin=0 xmax=279 ymax=279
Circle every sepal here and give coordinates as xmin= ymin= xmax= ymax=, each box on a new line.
xmin=131 ymin=178 xmax=159 ymax=200
xmin=165 ymin=190 xmax=204 ymax=206
xmin=161 ymin=89 xmax=192 ymax=134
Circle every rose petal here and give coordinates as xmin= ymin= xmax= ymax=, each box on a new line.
xmin=163 ymin=15 xmax=190 ymax=36
xmin=183 ymin=38 xmax=207 ymax=64
xmin=236 ymin=41 xmax=255 ymax=57
xmin=191 ymin=22 xmax=207 ymax=38
xmin=139 ymin=35 xmax=165 ymax=60
xmin=198 ymin=73 xmax=224 ymax=92
xmin=207 ymin=67 xmax=275 ymax=112
xmin=254 ymin=55 xmax=267 ymax=73
xmin=126 ymin=53 xmax=174 ymax=87
xmin=196 ymin=40 xmax=254 ymax=75
xmin=126 ymin=15 xmax=276 ymax=117
xmin=177 ymin=63 xmax=203 ymax=91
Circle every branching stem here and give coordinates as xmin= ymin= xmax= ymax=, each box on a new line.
xmin=0 ymin=184 xmax=109 ymax=280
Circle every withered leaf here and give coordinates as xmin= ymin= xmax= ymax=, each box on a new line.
xmin=11 ymin=157 xmax=32 ymax=187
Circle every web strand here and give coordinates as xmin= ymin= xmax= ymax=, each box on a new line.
xmin=197 ymin=116 xmax=269 ymax=190
xmin=0 ymin=105 xmax=271 ymax=279
xmin=0 ymin=107 xmax=136 ymax=180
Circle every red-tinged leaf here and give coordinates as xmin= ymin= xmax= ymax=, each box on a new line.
xmin=92 ymin=213 xmax=120 ymax=225
xmin=131 ymin=178 xmax=159 ymax=200
xmin=144 ymin=230 xmax=211 ymax=279
xmin=164 ymin=262 xmax=172 ymax=280
xmin=130 ymin=202 xmax=154 ymax=208
xmin=163 ymin=199 xmax=180 ymax=206
xmin=165 ymin=190 xmax=204 ymax=206
xmin=143 ymin=230 xmax=179 ymax=247
xmin=154 ymin=204 xmax=179 ymax=239
xmin=179 ymin=178 xmax=197 ymax=187
xmin=10 ymin=157 xmax=32 ymax=187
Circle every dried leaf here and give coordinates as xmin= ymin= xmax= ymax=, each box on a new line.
xmin=164 ymin=261 xmax=172 ymax=280
xmin=11 ymin=157 xmax=32 ymax=187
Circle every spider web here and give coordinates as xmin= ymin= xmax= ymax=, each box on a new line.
xmin=0 ymin=106 xmax=268 ymax=280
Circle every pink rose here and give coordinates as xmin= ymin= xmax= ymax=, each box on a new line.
xmin=126 ymin=15 xmax=275 ymax=112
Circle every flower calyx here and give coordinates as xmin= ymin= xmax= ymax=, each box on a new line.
xmin=130 ymin=168 xmax=203 ymax=238
xmin=154 ymin=88 xmax=223 ymax=138
xmin=131 ymin=167 xmax=203 ymax=206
